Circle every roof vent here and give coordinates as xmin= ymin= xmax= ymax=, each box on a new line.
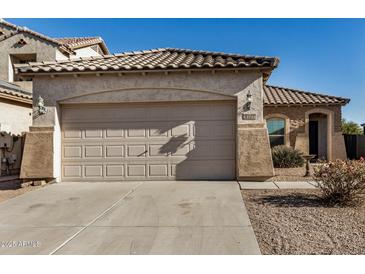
xmin=17 ymin=38 xmax=27 ymax=45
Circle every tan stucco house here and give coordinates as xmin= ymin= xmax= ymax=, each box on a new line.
xmin=0 ymin=19 xmax=110 ymax=176
xmin=14 ymin=47 xmax=349 ymax=182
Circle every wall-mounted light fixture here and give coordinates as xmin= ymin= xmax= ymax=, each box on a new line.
xmin=246 ymin=90 xmax=252 ymax=110
xmin=37 ymin=96 xmax=47 ymax=115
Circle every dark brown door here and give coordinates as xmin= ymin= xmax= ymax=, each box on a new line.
xmin=309 ymin=120 xmax=319 ymax=159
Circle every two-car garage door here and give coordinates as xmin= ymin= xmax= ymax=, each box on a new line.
xmin=61 ymin=101 xmax=236 ymax=181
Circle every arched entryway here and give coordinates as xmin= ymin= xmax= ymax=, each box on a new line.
xmin=305 ymin=109 xmax=334 ymax=161
xmin=309 ymin=113 xmax=328 ymax=160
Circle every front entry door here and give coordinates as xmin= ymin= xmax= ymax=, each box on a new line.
xmin=309 ymin=120 xmax=319 ymax=159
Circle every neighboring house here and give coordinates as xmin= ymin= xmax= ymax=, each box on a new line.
xmin=0 ymin=19 xmax=109 ymax=176
xmin=0 ymin=80 xmax=32 ymax=134
xmin=15 ymin=48 xmax=350 ymax=182
xmin=0 ymin=80 xmax=32 ymax=175
xmin=0 ymin=19 xmax=109 ymax=91
xmin=54 ymin=37 xmax=109 ymax=58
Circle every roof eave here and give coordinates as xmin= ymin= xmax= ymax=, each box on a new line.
xmin=16 ymin=65 xmax=276 ymax=77
xmin=58 ymin=45 xmax=75 ymax=56
xmin=0 ymin=92 xmax=32 ymax=105
xmin=0 ymin=19 xmax=18 ymax=30
xmin=99 ymin=41 xmax=110 ymax=55
xmin=264 ymin=102 xmax=349 ymax=107
xmin=263 ymin=59 xmax=280 ymax=82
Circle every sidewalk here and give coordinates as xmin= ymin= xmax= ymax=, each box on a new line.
xmin=239 ymin=180 xmax=318 ymax=190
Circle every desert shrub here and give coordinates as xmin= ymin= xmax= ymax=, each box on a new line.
xmin=313 ymin=159 xmax=365 ymax=205
xmin=271 ymin=145 xmax=304 ymax=168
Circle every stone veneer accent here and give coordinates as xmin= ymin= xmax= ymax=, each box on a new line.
xmin=237 ymin=124 xmax=274 ymax=180
xmin=20 ymin=127 xmax=54 ymax=180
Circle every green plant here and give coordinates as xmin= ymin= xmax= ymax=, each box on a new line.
xmin=271 ymin=145 xmax=304 ymax=168
xmin=341 ymin=118 xmax=363 ymax=135
xmin=313 ymin=159 xmax=365 ymax=205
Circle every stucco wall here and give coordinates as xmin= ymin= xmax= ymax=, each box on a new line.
xmin=0 ymin=32 xmax=59 ymax=82
xmin=32 ymin=70 xmax=265 ymax=126
xmin=0 ymin=98 xmax=32 ymax=134
xmin=23 ymin=70 xmax=274 ymax=181
xmin=33 ymin=71 xmax=260 ymax=103
xmin=55 ymin=49 xmax=70 ymax=61
xmin=73 ymin=46 xmax=102 ymax=58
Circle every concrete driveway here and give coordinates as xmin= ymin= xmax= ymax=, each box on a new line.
xmin=0 ymin=181 xmax=260 ymax=255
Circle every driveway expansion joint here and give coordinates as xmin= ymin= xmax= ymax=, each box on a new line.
xmin=48 ymin=182 xmax=144 ymax=255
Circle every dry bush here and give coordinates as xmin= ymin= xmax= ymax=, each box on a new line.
xmin=313 ymin=159 xmax=365 ymax=206
xmin=271 ymin=145 xmax=304 ymax=168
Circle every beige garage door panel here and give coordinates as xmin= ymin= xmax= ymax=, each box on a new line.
xmin=62 ymin=102 xmax=235 ymax=181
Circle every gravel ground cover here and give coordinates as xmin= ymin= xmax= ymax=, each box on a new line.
xmin=273 ymin=167 xmax=314 ymax=182
xmin=242 ymin=189 xmax=365 ymax=255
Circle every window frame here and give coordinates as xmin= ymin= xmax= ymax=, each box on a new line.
xmin=266 ymin=117 xmax=287 ymax=147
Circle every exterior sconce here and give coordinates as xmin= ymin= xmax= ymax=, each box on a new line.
xmin=37 ymin=96 xmax=47 ymax=115
xmin=246 ymin=90 xmax=252 ymax=110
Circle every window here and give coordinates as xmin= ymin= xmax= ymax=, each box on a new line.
xmin=267 ymin=118 xmax=285 ymax=147
xmin=9 ymin=53 xmax=36 ymax=82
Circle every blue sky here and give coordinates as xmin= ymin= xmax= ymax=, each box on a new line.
xmin=6 ymin=18 xmax=365 ymax=124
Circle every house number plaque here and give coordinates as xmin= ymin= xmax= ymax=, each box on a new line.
xmin=242 ymin=114 xmax=256 ymax=120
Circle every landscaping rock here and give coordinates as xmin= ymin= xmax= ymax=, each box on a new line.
xmin=242 ymin=189 xmax=365 ymax=255
xmin=32 ymin=180 xmax=47 ymax=186
xmin=20 ymin=181 xmax=32 ymax=188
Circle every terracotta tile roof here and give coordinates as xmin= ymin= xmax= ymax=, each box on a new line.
xmin=0 ymin=19 xmax=109 ymax=55
xmin=264 ymin=85 xmax=350 ymax=106
xmin=54 ymin=37 xmax=109 ymax=54
xmin=0 ymin=80 xmax=32 ymax=104
xmin=55 ymin=37 xmax=102 ymax=48
xmin=15 ymin=48 xmax=279 ymax=76
xmin=0 ymin=19 xmax=24 ymax=31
